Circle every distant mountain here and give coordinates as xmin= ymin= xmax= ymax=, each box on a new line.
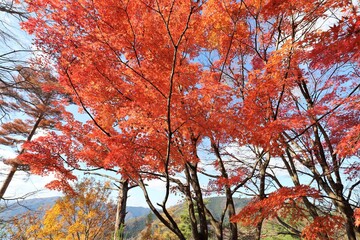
xmin=124 ymin=197 xmax=251 ymax=239
xmin=0 ymin=196 xmax=253 ymax=240
xmin=126 ymin=206 xmax=151 ymax=220
xmin=0 ymin=197 xmax=59 ymax=220
xmin=204 ymin=197 xmax=250 ymax=222
xmin=0 ymin=197 xmax=150 ymax=222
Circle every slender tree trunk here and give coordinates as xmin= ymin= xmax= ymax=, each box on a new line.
xmin=185 ymin=164 xmax=223 ymax=240
xmin=137 ymin=177 xmax=186 ymax=240
xmin=186 ymin=197 xmax=200 ymax=240
xmin=114 ymin=179 xmax=129 ymax=240
xmin=0 ymin=164 xmax=17 ymax=199
xmin=256 ymin=220 xmax=264 ymax=240
xmin=187 ymin=162 xmax=209 ymax=240
xmin=211 ymin=140 xmax=238 ymax=240
xmin=0 ymin=113 xmax=44 ymax=199
xmin=256 ymin=153 xmax=270 ymax=240
xmin=226 ymin=191 xmax=238 ymax=240
xmin=297 ymin=81 xmax=358 ymax=239
xmin=184 ymin=167 xmax=200 ymax=239
xmin=337 ymin=196 xmax=358 ymax=240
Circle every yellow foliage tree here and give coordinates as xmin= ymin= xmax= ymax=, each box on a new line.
xmin=7 ymin=178 xmax=115 ymax=240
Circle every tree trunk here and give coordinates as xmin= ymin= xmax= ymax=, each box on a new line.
xmin=256 ymin=220 xmax=264 ymax=240
xmin=211 ymin=140 xmax=238 ymax=240
xmin=256 ymin=153 xmax=270 ymax=240
xmin=0 ymin=164 xmax=18 ymax=199
xmin=114 ymin=179 xmax=129 ymax=240
xmin=226 ymin=191 xmax=238 ymax=240
xmin=0 ymin=114 xmax=44 ymax=199
xmin=137 ymin=177 xmax=186 ymax=240
xmin=187 ymin=162 xmax=209 ymax=240
xmin=184 ymin=167 xmax=200 ymax=239
xmin=337 ymin=196 xmax=359 ymax=240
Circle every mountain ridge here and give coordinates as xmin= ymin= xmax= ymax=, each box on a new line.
xmin=0 ymin=196 xmax=151 ymax=221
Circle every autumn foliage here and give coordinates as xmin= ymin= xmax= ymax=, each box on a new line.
xmin=231 ymin=185 xmax=321 ymax=226
xmin=355 ymin=208 xmax=360 ymax=227
xmin=0 ymin=65 xmax=62 ymax=200
xmin=7 ymin=179 xmax=115 ymax=240
xmin=301 ymin=215 xmax=346 ymax=240
xmin=8 ymin=0 xmax=360 ymax=239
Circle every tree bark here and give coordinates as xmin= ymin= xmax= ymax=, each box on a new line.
xmin=187 ymin=162 xmax=209 ymax=240
xmin=114 ymin=179 xmax=129 ymax=240
xmin=212 ymin=141 xmax=238 ymax=240
xmin=184 ymin=166 xmax=200 ymax=240
xmin=256 ymin=153 xmax=270 ymax=240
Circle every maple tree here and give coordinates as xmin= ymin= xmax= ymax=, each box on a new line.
xmin=7 ymin=178 xmax=116 ymax=240
xmin=19 ymin=111 xmax=138 ymax=238
xmin=18 ymin=0 xmax=360 ymax=239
